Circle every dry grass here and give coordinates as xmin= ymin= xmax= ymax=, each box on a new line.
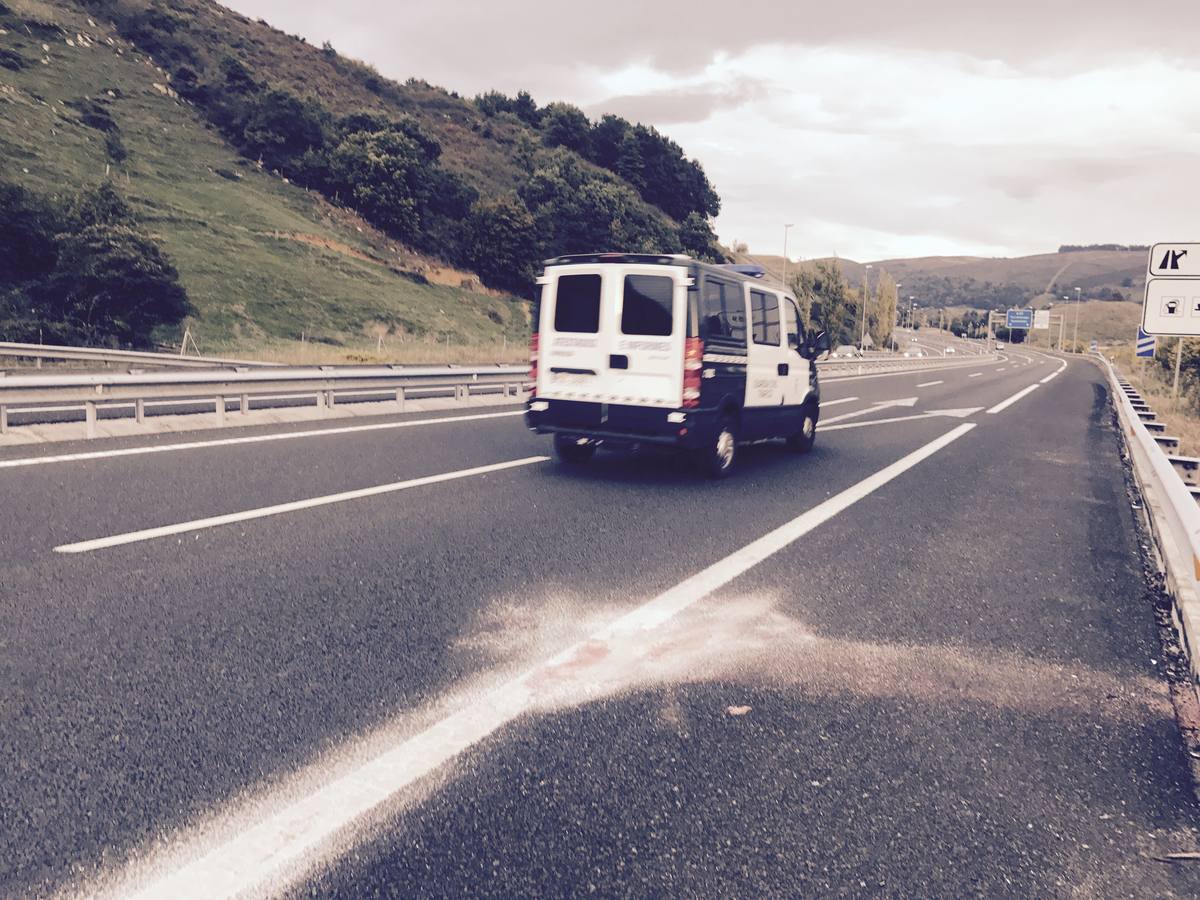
xmin=1112 ymin=347 xmax=1200 ymax=457
xmin=209 ymin=337 xmax=526 ymax=367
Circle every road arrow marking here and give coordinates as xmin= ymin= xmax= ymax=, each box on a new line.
xmin=821 ymin=397 xmax=919 ymax=425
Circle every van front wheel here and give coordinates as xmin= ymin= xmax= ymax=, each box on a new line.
xmin=554 ymin=434 xmax=596 ymax=464
xmin=699 ymin=416 xmax=738 ymax=478
xmin=787 ymin=405 xmax=817 ymax=454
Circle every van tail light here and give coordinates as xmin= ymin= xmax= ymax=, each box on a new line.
xmin=682 ymin=337 xmax=703 ymax=408
xmin=526 ymin=332 xmax=539 ymax=394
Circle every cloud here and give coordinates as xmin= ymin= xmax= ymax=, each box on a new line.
xmin=584 ymin=79 xmax=766 ymax=126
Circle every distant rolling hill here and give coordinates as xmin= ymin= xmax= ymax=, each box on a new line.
xmin=741 ymin=249 xmax=1146 ymax=311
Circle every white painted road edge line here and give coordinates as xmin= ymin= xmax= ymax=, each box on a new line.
xmin=114 ymin=423 xmax=976 ymax=900
xmin=1039 ymin=357 xmax=1068 ymax=384
xmin=986 ymin=383 xmax=1040 ymax=414
xmin=0 ymin=410 xmax=526 ymax=470
xmin=916 ymin=380 xmax=943 ymax=388
xmin=968 ymin=373 xmax=982 ymax=378
xmin=54 ymin=456 xmax=549 ymax=553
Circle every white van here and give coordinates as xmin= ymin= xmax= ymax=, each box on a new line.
xmin=524 ymin=253 xmax=830 ymax=477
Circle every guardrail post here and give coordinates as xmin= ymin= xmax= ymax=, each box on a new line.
xmin=326 ymin=390 xmax=336 ymax=409
xmin=85 ymin=401 xmax=97 ymax=439
xmin=135 ymin=398 xmax=145 ymax=424
xmin=240 ymin=393 xmax=249 ymax=415
xmin=315 ymin=391 xmax=325 ymax=411
xmin=35 ymin=357 xmax=42 ymax=369
xmin=395 ymin=387 xmax=405 ymax=410
xmin=0 ymin=404 xmax=6 ymax=434
xmin=215 ymin=395 xmax=226 ymax=427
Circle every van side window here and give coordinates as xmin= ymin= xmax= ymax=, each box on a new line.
xmin=553 ymin=274 xmax=602 ymax=333
xmin=621 ymin=275 xmax=673 ymax=336
xmin=750 ymin=290 xmax=780 ymax=346
xmin=784 ymin=298 xmax=804 ymax=350
xmin=701 ymin=279 xmax=746 ymax=346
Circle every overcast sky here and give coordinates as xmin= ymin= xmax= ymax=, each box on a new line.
xmin=226 ymin=0 xmax=1200 ymax=261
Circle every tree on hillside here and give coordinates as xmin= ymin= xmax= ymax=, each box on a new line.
xmin=590 ymin=114 xmax=629 ymax=170
xmin=465 ymin=195 xmax=539 ymax=293
xmin=240 ymin=88 xmax=331 ymax=179
xmin=615 ymin=129 xmax=646 ymax=193
xmin=539 ymin=102 xmax=593 ymax=157
xmin=0 ymin=180 xmax=191 ymax=347
xmin=678 ymin=212 xmax=725 ymax=263
xmin=327 ymin=129 xmax=425 ymax=237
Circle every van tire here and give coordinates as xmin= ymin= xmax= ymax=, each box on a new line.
xmin=554 ymin=434 xmax=596 ymax=464
xmin=787 ymin=405 xmax=817 ymax=454
xmin=699 ymin=415 xmax=738 ymax=478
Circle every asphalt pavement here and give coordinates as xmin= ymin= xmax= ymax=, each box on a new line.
xmin=2 ymin=349 xmax=1198 ymax=898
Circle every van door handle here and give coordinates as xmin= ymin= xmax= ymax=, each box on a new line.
xmin=609 ymin=354 xmax=629 ymax=370
xmin=777 ymin=363 xmax=789 ymax=376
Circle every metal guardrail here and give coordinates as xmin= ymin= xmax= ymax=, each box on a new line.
xmin=1095 ymin=352 xmax=1200 ymax=700
xmin=0 ymin=341 xmax=279 ymax=369
xmin=0 ymin=364 xmax=528 ymax=438
xmin=0 ymin=352 xmax=996 ymax=439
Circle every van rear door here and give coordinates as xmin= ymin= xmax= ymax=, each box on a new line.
xmin=538 ymin=264 xmax=688 ymax=408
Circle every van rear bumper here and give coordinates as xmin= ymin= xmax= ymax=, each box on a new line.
xmin=525 ymin=399 xmax=715 ymax=449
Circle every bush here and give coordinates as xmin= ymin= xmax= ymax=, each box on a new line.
xmin=465 ymin=195 xmax=538 ymax=293
xmin=0 ymin=180 xmax=192 ymax=347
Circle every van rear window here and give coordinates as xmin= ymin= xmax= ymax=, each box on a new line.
xmin=621 ymin=275 xmax=674 ymax=336
xmin=553 ymin=274 xmax=601 ymax=333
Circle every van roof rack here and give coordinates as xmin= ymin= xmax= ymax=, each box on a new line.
xmin=543 ymin=253 xmax=691 ymax=267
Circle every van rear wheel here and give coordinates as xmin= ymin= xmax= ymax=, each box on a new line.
xmin=699 ymin=415 xmax=738 ymax=478
xmin=554 ymin=434 xmax=596 ymax=464
xmin=787 ymin=405 xmax=817 ymax=454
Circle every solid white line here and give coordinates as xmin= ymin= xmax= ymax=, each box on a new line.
xmin=116 ymin=423 xmax=975 ymax=900
xmin=54 ymin=456 xmax=548 ymax=553
xmin=987 ymin=383 xmax=1040 ymax=414
xmin=968 ymin=373 xmax=982 ymax=378
xmin=996 ymin=367 xmax=1007 ymax=372
xmin=819 ymin=360 xmax=989 ymax=384
xmin=0 ymin=410 xmax=526 ymax=470
xmin=818 ymin=396 xmax=858 ymax=408
xmin=1039 ymin=372 xmax=1059 ymax=384
xmin=916 ymin=380 xmax=943 ymax=388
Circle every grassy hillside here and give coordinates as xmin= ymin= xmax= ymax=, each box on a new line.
xmin=0 ymin=0 xmax=533 ymax=359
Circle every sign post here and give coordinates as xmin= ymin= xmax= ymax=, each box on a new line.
xmin=1141 ymin=243 xmax=1200 ymax=336
xmin=1005 ymin=309 xmax=1033 ymax=330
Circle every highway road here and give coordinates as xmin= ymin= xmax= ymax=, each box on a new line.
xmin=3 ymin=350 xmax=1199 ymax=897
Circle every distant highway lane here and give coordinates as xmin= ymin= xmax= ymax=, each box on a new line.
xmin=2 ymin=350 xmax=1199 ymax=898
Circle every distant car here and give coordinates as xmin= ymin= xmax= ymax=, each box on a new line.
xmin=945 ymin=347 xmax=955 ymax=354
xmin=831 ymin=344 xmax=861 ymax=358
xmin=995 ymin=342 xmax=1005 ymax=349
xmin=903 ymin=349 xmax=926 ymax=358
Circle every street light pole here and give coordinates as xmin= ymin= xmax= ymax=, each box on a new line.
xmin=1072 ymin=286 xmax=1081 ymax=353
xmin=781 ymin=224 xmax=794 ymax=291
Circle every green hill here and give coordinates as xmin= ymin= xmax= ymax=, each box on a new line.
xmin=0 ymin=0 xmax=722 ymax=360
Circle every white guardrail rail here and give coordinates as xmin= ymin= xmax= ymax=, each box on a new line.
xmin=0 ymin=352 xmax=994 ymax=439
xmin=0 ymin=364 xmax=528 ymax=438
xmin=0 ymin=340 xmax=281 ymax=369
xmin=1096 ymin=351 xmax=1200 ymax=700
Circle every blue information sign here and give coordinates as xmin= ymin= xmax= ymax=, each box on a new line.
xmin=1005 ymin=309 xmax=1034 ymax=329
xmin=1136 ymin=327 xmax=1156 ymax=358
